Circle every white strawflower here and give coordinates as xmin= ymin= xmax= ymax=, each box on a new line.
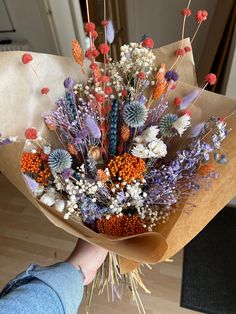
xmin=131 ymin=144 xmax=150 ymax=159
xmin=172 ymin=114 xmax=191 ymax=136
xmin=136 ymin=126 xmax=160 ymax=144
xmin=148 ymin=139 xmax=167 ymax=158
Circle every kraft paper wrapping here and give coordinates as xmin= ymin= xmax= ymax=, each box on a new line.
xmin=1 ymin=39 xmax=235 ymax=273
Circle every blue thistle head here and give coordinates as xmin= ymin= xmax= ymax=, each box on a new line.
xmin=159 ymin=113 xmax=178 ymax=137
xmin=124 ymin=101 xmax=148 ymax=128
xmin=48 ymin=149 xmax=72 ymax=173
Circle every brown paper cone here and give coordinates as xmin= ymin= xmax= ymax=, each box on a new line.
xmin=1 ymin=40 xmax=235 ymax=273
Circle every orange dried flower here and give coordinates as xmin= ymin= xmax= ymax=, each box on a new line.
xmin=155 ymin=63 xmax=166 ymax=82
xmin=72 ymin=40 xmax=83 ymax=67
xmin=152 ymin=81 xmax=167 ymax=100
xmin=108 ymin=153 xmax=146 ymax=184
xmin=36 ymin=166 xmax=52 ymax=186
xmin=21 ymin=152 xmax=42 ymax=173
xmin=96 ymin=215 xmax=146 ymax=237
xmin=197 ymin=163 xmax=215 ymax=176
xmin=67 ymin=144 xmax=77 ymax=156
xmin=97 ymin=169 xmax=108 ymax=183
xmin=120 ymin=124 xmax=130 ymax=142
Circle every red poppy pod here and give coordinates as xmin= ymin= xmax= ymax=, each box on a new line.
xmin=96 ymin=94 xmax=106 ymax=103
xmin=196 ymin=10 xmax=208 ymax=23
xmin=100 ymin=75 xmax=110 ymax=83
xmin=105 ymin=86 xmax=113 ymax=95
xmin=25 ymin=128 xmax=38 ymax=140
xmin=90 ymin=62 xmax=98 ymax=70
xmin=184 ymin=46 xmax=192 ymax=52
xmin=174 ymin=97 xmax=182 ymax=106
xmin=121 ymin=89 xmax=127 ymax=97
xmin=176 ymin=48 xmax=185 ymax=56
xmin=41 ymin=153 xmax=48 ymax=161
xmin=22 ymin=53 xmax=33 ymax=64
xmin=92 ymin=48 xmax=100 ymax=58
xmin=91 ymin=30 xmax=98 ymax=39
xmin=98 ymin=43 xmax=110 ymax=55
xmin=142 ymin=37 xmax=154 ymax=49
xmin=41 ymin=87 xmax=50 ymax=95
xmin=181 ymin=8 xmax=192 ymax=16
xmin=101 ymin=20 xmax=109 ymax=27
xmin=138 ymin=72 xmax=146 ymax=80
xmin=84 ymin=22 xmax=96 ymax=33
xmin=205 ymin=73 xmax=217 ymax=85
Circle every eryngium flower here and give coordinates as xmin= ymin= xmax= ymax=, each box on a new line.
xmin=48 ymin=149 xmax=72 ymax=173
xmin=124 ymin=101 xmax=148 ymax=128
xmin=159 ymin=113 xmax=178 ymax=137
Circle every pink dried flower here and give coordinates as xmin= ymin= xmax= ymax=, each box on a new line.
xmin=205 ymin=73 xmax=217 ymax=85
xmin=142 ymin=37 xmax=154 ymax=49
xmin=98 ymin=43 xmax=110 ymax=55
xmin=196 ymin=10 xmax=208 ymax=23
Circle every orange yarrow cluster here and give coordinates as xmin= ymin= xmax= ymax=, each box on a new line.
xmin=21 ymin=152 xmax=51 ymax=186
xmin=96 ymin=215 xmax=146 ymax=237
xmin=108 ymin=153 xmax=146 ymax=184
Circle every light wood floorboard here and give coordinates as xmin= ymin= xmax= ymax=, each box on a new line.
xmin=0 ymin=174 xmax=198 ymax=313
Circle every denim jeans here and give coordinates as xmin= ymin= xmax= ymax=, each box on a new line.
xmin=0 ymin=262 xmax=84 ymax=314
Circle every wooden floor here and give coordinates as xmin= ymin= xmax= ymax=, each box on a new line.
xmin=0 ymin=173 xmax=198 ymax=314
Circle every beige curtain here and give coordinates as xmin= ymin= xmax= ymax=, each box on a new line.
xmin=197 ymin=0 xmax=236 ymax=93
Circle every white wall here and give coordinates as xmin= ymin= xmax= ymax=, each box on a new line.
xmin=0 ymin=0 xmax=85 ymax=57
xmin=0 ymin=0 xmax=57 ymax=54
xmin=125 ymin=0 xmax=218 ymax=67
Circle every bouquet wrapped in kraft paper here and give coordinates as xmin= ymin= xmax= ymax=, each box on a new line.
xmin=0 ymin=4 xmax=236 ymax=311
xmin=0 ymin=38 xmax=198 ymax=266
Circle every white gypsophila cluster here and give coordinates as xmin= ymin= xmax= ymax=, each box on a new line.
xmin=119 ymin=43 xmax=156 ymax=76
xmin=53 ymin=174 xmax=79 ymax=219
xmin=137 ymin=205 xmax=172 ymax=231
xmin=76 ymin=164 xmax=98 ymax=197
xmin=64 ymin=180 xmax=79 ymax=219
xmin=132 ymin=126 xmax=167 ymax=159
xmin=172 ymin=114 xmax=191 ymax=136
xmin=107 ymin=63 xmax=124 ymax=91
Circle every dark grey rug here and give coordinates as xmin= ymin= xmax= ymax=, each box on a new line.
xmin=181 ymin=207 xmax=236 ymax=314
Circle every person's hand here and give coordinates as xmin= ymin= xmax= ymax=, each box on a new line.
xmin=66 ymin=239 xmax=108 ymax=285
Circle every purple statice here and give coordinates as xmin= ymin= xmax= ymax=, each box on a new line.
xmin=145 ymin=138 xmax=215 ymax=207
xmin=79 ymin=196 xmax=107 ymax=225
xmin=74 ymin=128 xmax=89 ymax=144
xmin=61 ymin=168 xmax=74 ymax=179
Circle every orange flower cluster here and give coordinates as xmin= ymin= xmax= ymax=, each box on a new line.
xmin=152 ymin=82 xmax=167 ymax=100
xmin=108 ymin=153 xmax=146 ymax=184
xmin=21 ymin=152 xmax=51 ymax=186
xmin=21 ymin=152 xmax=42 ymax=173
xmin=72 ymin=40 xmax=83 ymax=67
xmin=120 ymin=124 xmax=130 ymax=142
xmin=96 ymin=169 xmax=108 ymax=182
xmin=197 ymin=163 xmax=215 ymax=176
xmin=67 ymin=143 xmax=78 ymax=156
xmin=96 ymin=215 xmax=146 ymax=237
xmin=36 ymin=167 xmax=52 ymax=186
